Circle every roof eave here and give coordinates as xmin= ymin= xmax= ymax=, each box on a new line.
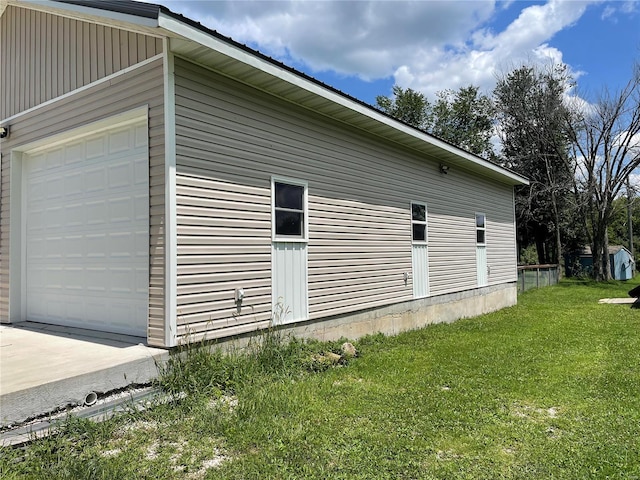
xmin=158 ymin=11 xmax=528 ymax=187
xmin=12 ymin=0 xmax=160 ymax=28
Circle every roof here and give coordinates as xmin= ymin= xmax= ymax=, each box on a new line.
xmin=581 ymin=245 xmax=633 ymax=256
xmin=20 ymin=0 xmax=529 ymax=186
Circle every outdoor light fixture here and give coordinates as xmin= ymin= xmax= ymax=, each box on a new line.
xmin=439 ymin=164 xmax=449 ymax=174
xmin=0 ymin=126 xmax=9 ymax=139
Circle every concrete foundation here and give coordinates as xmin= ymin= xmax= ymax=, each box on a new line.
xmin=211 ymin=283 xmax=518 ymax=351
xmin=288 ymin=282 xmax=518 ymax=341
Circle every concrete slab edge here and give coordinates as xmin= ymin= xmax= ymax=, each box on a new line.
xmin=1 ymin=350 xmax=170 ymax=428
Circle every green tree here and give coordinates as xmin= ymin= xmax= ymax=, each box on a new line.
xmin=375 ymin=86 xmax=429 ymax=130
xmin=427 ymin=86 xmax=496 ymax=159
xmin=566 ymin=63 xmax=640 ymax=280
xmin=608 ymin=193 xmax=640 ymax=260
xmin=494 ymin=64 xmax=577 ymax=267
xmin=376 ymin=85 xmax=496 ymax=159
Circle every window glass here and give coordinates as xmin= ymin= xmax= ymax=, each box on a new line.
xmin=412 ymin=203 xmax=426 ymax=222
xmin=275 ymin=183 xmax=304 ymax=210
xmin=477 ymin=230 xmax=485 ymax=244
xmin=476 ymin=213 xmax=485 ymax=228
xmin=413 ymin=223 xmax=426 ymax=242
xmin=276 ymin=211 xmax=303 ymax=236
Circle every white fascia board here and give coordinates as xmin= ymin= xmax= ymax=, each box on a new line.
xmin=158 ymin=13 xmax=528 ymax=187
xmin=11 ymin=0 xmax=158 ymax=27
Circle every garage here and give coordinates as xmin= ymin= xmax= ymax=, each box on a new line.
xmin=22 ymin=119 xmax=149 ymax=337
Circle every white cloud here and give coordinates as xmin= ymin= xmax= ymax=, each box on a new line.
xmin=393 ymin=0 xmax=599 ymax=97
xmin=157 ymin=0 xmax=497 ymax=81
xmin=151 ymin=0 xmax=602 ymax=98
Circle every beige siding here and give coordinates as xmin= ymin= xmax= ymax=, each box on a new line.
xmin=0 ymin=6 xmax=163 ymax=120
xmin=174 ymin=57 xmax=517 ymax=342
xmin=0 ymin=58 xmax=166 ymax=346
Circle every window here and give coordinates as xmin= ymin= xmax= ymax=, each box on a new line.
xmin=272 ymin=178 xmax=307 ymax=240
xmin=476 ymin=213 xmax=486 ymax=245
xmin=411 ymin=202 xmax=427 ymax=243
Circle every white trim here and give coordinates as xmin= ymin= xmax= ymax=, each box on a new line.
xmin=410 ymin=201 xmax=428 ymax=245
xmin=476 ymin=212 xmax=487 ymax=246
xmin=1 ymin=54 xmax=163 ymax=124
xmin=512 ymin=188 xmax=519 ymax=280
xmin=271 ymin=176 xmax=309 ymax=243
xmin=163 ymin=40 xmax=178 ymax=348
xmin=14 ymin=106 xmax=149 ymax=154
xmin=8 ymin=151 xmax=23 ymax=323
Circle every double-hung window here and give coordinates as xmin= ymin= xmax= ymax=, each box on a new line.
xmin=476 ymin=213 xmax=486 ymax=245
xmin=272 ymin=178 xmax=307 ymax=241
xmin=411 ymin=202 xmax=428 ymax=243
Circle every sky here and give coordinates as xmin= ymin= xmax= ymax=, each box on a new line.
xmin=148 ymin=0 xmax=640 ymax=107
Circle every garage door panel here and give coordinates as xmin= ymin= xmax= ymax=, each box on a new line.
xmin=64 ymin=143 xmax=84 ymax=165
xmin=24 ymin=120 xmax=149 ymax=336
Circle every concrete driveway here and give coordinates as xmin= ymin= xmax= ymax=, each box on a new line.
xmin=0 ymin=322 xmax=168 ymax=427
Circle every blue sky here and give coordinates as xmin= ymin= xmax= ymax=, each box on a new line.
xmin=152 ymin=0 xmax=639 ymax=106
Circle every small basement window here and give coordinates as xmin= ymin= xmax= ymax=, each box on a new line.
xmin=272 ymin=178 xmax=307 ymax=241
xmin=476 ymin=213 xmax=486 ymax=245
xmin=411 ymin=202 xmax=428 ymax=243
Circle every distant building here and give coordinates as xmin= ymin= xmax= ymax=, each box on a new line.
xmin=567 ymin=246 xmax=635 ymax=280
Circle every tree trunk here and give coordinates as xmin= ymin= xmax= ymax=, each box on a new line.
xmin=603 ymin=229 xmax=612 ymax=280
xmin=551 ymin=191 xmax=563 ymax=278
xmin=592 ymin=235 xmax=604 ymax=281
xmin=535 ymin=236 xmax=546 ymax=265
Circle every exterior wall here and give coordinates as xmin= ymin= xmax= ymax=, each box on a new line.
xmin=0 ymin=5 xmax=163 ymax=120
xmin=173 ymin=57 xmax=517 ymax=343
xmin=0 ymin=57 xmax=166 ymax=346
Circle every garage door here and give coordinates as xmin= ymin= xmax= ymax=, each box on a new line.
xmin=23 ymin=120 xmax=149 ymax=336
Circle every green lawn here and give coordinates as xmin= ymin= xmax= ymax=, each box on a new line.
xmin=2 ymin=280 xmax=640 ymax=479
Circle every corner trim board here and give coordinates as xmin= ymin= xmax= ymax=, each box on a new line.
xmin=163 ymin=40 xmax=178 ymax=348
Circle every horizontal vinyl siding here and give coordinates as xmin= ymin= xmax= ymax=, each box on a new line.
xmin=175 ymin=175 xmax=272 ymax=336
xmin=0 ymin=6 xmax=163 ymax=119
xmin=0 ymin=59 xmax=165 ymax=345
xmin=173 ymin=57 xmax=517 ymax=341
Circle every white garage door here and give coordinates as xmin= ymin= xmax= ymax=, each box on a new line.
xmin=24 ymin=121 xmax=149 ymax=336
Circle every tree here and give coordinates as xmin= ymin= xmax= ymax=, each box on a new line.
xmin=427 ymin=86 xmax=496 ymax=159
xmin=375 ymin=86 xmax=429 ymax=130
xmin=376 ymin=85 xmax=496 ymax=159
xmin=494 ymin=64 xmax=576 ymax=267
xmin=566 ymin=63 xmax=640 ymax=280
xmin=608 ymin=193 xmax=640 ymax=260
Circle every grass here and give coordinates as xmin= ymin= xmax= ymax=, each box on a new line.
xmin=2 ymin=279 xmax=640 ymax=479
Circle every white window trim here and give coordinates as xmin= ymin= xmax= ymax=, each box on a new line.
xmin=411 ymin=201 xmax=428 ymax=245
xmin=271 ymin=176 xmax=308 ymax=243
xmin=476 ymin=212 xmax=487 ymax=246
